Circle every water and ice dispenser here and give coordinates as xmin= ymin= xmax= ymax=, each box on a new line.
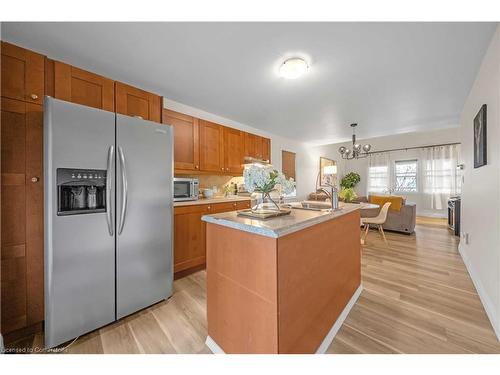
xmin=57 ymin=168 xmax=107 ymax=215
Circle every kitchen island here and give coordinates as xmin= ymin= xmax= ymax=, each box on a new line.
xmin=201 ymin=203 xmax=362 ymax=354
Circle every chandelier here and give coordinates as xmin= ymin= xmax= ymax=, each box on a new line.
xmin=338 ymin=123 xmax=372 ymax=160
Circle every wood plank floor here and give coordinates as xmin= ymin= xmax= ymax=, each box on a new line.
xmin=7 ymin=217 xmax=500 ymax=354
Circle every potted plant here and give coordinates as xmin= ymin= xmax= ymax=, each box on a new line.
xmin=243 ymin=165 xmax=295 ymax=212
xmin=340 ymin=172 xmax=361 ymax=203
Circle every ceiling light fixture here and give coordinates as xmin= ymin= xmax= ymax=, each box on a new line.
xmin=338 ymin=123 xmax=372 ymax=160
xmin=279 ymin=57 xmax=309 ymax=79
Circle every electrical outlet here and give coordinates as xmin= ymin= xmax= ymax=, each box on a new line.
xmin=462 ymin=232 xmax=470 ymax=245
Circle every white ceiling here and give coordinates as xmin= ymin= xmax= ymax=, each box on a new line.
xmin=2 ymin=22 xmax=496 ymax=144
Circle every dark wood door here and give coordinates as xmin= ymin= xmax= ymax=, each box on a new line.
xmin=199 ymin=120 xmax=224 ymax=172
xmin=50 ymin=60 xmax=115 ymax=111
xmin=1 ymin=98 xmax=44 ymax=334
xmin=282 ymin=150 xmax=296 ymax=180
xmin=1 ymin=42 xmax=44 ymax=106
xmin=163 ymin=109 xmax=200 ymax=171
xmin=223 ymin=127 xmax=244 ymax=174
xmin=262 ymin=137 xmax=271 ymax=162
xmin=115 ymin=82 xmax=161 ymax=122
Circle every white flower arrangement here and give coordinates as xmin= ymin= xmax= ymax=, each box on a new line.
xmin=243 ymin=165 xmax=295 ymax=195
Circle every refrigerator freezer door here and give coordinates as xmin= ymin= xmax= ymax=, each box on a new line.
xmin=44 ymin=97 xmax=116 ymax=348
xmin=116 ymin=114 xmax=173 ymax=319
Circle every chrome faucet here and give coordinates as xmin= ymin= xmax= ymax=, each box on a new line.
xmin=316 ymin=186 xmax=339 ymax=211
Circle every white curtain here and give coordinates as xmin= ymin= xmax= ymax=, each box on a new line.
xmin=367 ymin=152 xmax=391 ymax=194
xmin=420 ymin=144 xmax=461 ymax=210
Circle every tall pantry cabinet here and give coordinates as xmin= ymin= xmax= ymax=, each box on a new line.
xmin=1 ymin=41 xmax=45 ymax=337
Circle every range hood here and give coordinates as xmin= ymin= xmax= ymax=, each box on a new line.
xmin=243 ymin=156 xmax=271 ymax=166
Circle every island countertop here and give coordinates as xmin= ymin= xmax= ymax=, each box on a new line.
xmin=201 ymin=202 xmax=361 ymax=238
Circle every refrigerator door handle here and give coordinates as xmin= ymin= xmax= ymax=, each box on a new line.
xmin=106 ymin=145 xmax=114 ymax=236
xmin=118 ymin=146 xmax=128 ymax=235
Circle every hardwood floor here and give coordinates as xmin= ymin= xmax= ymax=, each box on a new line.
xmin=328 ymin=217 xmax=500 ymax=354
xmin=6 ymin=218 xmax=500 ymax=354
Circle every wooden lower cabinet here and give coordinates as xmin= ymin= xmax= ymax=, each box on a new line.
xmin=173 ymin=200 xmax=250 ymax=276
xmin=1 ymin=98 xmax=44 ymax=335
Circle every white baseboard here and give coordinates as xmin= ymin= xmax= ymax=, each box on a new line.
xmin=316 ymin=284 xmax=363 ymax=354
xmin=205 ymin=335 xmax=225 ymax=354
xmin=205 ymin=284 xmax=363 ymax=354
xmin=458 ymin=243 xmax=500 ymax=341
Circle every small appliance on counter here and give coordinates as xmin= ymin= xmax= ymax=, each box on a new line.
xmin=448 ymin=196 xmax=461 ymax=236
xmin=174 ymin=177 xmax=199 ymax=201
xmin=202 ymin=188 xmax=214 ymax=198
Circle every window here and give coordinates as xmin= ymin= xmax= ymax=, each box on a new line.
xmin=394 ymin=159 xmax=418 ymax=193
xmin=367 ymin=165 xmax=389 ymax=193
xmin=423 ymin=158 xmax=457 ymax=194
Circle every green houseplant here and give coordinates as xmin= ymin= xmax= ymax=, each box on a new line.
xmin=340 ymin=172 xmax=361 ymax=189
xmin=339 ymin=172 xmax=361 ymax=203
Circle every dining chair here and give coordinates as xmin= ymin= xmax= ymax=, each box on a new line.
xmin=361 ymin=202 xmax=392 ymax=246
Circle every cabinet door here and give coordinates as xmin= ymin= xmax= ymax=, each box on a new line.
xmin=1 ymin=99 xmax=44 ymax=334
xmin=163 ymin=109 xmax=200 ymax=171
xmin=223 ymin=127 xmax=244 ymax=174
xmin=236 ymin=200 xmax=251 ymax=210
xmin=244 ymin=132 xmax=264 ymax=159
xmin=262 ymin=137 xmax=271 ymax=162
xmin=1 ymin=42 xmax=44 ymax=105
xmin=115 ymin=82 xmax=161 ymax=122
xmin=173 ymin=204 xmax=212 ymax=273
xmin=52 ymin=61 xmax=115 ymax=111
xmin=199 ymin=120 xmax=224 ymax=172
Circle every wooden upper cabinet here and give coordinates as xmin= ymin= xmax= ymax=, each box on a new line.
xmin=244 ymin=132 xmax=257 ymax=159
xmin=223 ymin=127 xmax=244 ymax=174
xmin=1 ymin=41 xmax=44 ymax=105
xmin=245 ymin=132 xmax=269 ymax=160
xmin=163 ymin=109 xmax=200 ymax=171
xmin=199 ymin=120 xmax=224 ymax=172
xmin=262 ymin=137 xmax=271 ymax=162
xmin=49 ymin=60 xmax=115 ymax=111
xmin=115 ymin=82 xmax=161 ymax=122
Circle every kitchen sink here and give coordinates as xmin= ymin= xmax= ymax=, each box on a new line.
xmin=283 ymin=201 xmax=335 ymax=212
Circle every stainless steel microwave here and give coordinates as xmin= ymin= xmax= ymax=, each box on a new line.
xmin=173 ymin=177 xmax=199 ymax=201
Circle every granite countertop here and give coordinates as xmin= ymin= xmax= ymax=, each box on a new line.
xmin=174 ymin=195 xmax=251 ymax=207
xmin=201 ymin=202 xmax=361 ymax=238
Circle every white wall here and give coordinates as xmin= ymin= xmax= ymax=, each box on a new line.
xmin=163 ymin=98 xmax=318 ymax=200
xmin=458 ymin=26 xmax=500 ymax=340
xmin=311 ymin=128 xmax=461 ymax=216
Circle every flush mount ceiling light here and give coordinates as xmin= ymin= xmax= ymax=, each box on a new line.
xmin=279 ymin=57 xmax=309 ymax=79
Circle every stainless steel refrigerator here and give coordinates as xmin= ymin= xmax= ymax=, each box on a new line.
xmin=44 ymin=97 xmax=173 ymax=348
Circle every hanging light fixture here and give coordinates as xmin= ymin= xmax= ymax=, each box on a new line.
xmin=338 ymin=123 xmax=372 ymax=160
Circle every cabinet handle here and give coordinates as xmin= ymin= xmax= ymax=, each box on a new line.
xmin=226 ymin=168 xmax=229 ymax=171
xmin=207 ymin=206 xmax=211 ymax=210
xmin=31 ymin=176 xmax=39 ymax=183
xmin=221 ymin=167 xmax=224 ymax=171
xmin=195 ymin=165 xmax=199 ymax=169
xmin=30 ymin=94 xmax=38 ymax=100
